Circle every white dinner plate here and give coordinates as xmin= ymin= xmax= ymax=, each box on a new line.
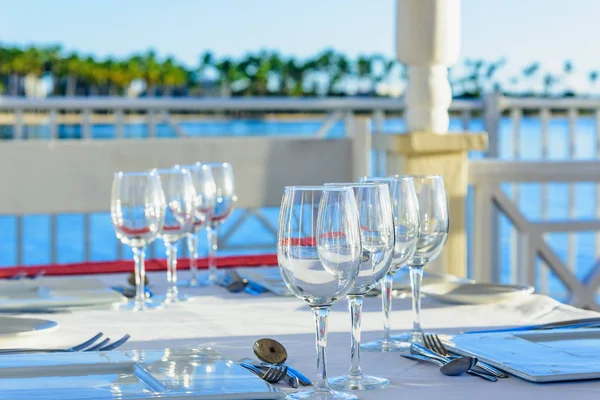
xmin=0 ymin=348 xmax=285 ymax=399
xmin=0 ymin=316 xmax=58 ymax=338
xmin=0 ymin=277 xmax=127 ymax=312
xmin=239 ymin=267 xmax=472 ymax=297
xmin=446 ymin=328 xmax=600 ymax=382
xmin=421 ymin=282 xmax=534 ymax=304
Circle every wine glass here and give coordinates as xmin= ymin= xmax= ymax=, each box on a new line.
xmin=154 ymin=167 xmax=196 ymax=303
xmin=278 ymin=186 xmax=362 ymax=400
xmin=392 ymin=175 xmax=449 ymax=344
xmin=178 ymin=163 xmax=216 ymax=287
xmin=324 ymin=183 xmax=395 ymax=391
xmin=360 ymin=176 xmax=420 ymax=352
xmin=203 ymin=162 xmax=236 ymax=283
xmin=111 ymin=171 xmax=165 ymax=311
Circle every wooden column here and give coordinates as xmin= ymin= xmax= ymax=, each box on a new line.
xmin=376 ymin=133 xmax=488 ymax=277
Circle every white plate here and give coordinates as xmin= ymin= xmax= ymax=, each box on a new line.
xmin=421 ymin=282 xmax=534 ymax=304
xmin=0 ymin=316 xmax=58 ymax=338
xmin=239 ymin=267 xmax=472 ymax=297
xmin=446 ymin=328 xmax=600 ymax=382
xmin=0 ymin=348 xmax=285 ymax=399
xmin=0 ymin=277 xmax=127 ymax=312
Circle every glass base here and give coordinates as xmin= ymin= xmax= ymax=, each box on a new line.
xmin=177 ymin=276 xmax=211 ymax=288
xmin=120 ymin=299 xmax=162 ymax=312
xmin=329 ymin=374 xmax=390 ymax=391
xmin=154 ymin=292 xmax=192 ymax=305
xmin=391 ymin=331 xmax=424 ymax=345
xmin=360 ymin=337 xmax=410 ymax=353
xmin=286 ymin=388 xmax=358 ymax=400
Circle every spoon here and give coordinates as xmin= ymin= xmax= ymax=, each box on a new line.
xmin=409 ymin=344 xmax=497 ymax=382
xmin=253 ymin=338 xmax=312 ymax=386
xmin=402 ymin=353 xmax=476 ymax=376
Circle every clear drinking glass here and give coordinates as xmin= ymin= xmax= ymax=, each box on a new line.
xmin=204 ymin=162 xmax=236 ymax=283
xmin=392 ymin=175 xmax=449 ymax=344
xmin=360 ymin=176 xmax=420 ymax=352
xmin=178 ymin=163 xmax=216 ymax=287
xmin=154 ymin=167 xmax=196 ymax=303
xmin=111 ymin=171 xmax=165 ymax=311
xmin=324 ymin=183 xmax=395 ymax=391
xmin=278 ymin=186 xmax=362 ymax=400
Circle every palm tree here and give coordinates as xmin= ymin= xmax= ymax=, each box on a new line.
xmin=522 ymin=62 xmax=540 ymax=94
xmin=161 ymin=57 xmax=188 ymax=96
xmin=141 ymin=51 xmax=161 ymax=96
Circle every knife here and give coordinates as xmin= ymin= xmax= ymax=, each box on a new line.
xmin=464 ymin=317 xmax=600 ymax=334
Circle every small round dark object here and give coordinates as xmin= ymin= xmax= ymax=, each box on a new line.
xmin=128 ymin=272 xmax=149 ymax=287
xmin=226 ymin=279 xmax=248 ymax=293
xmin=254 ymin=338 xmax=288 ymax=365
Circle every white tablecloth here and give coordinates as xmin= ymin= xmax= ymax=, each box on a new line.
xmin=5 ymin=268 xmax=600 ymax=399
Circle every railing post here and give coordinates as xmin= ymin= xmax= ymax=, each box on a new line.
xmin=484 ymin=92 xmax=501 ymax=158
xmin=372 ymin=109 xmax=385 ymax=176
xmin=346 ymin=116 xmax=371 ymax=179
xmin=81 ymin=109 xmax=92 ymax=139
xmin=473 ymin=183 xmax=495 ymax=282
xmin=483 ymin=92 xmax=502 ymax=283
xmin=14 ymin=109 xmax=23 ymax=140
xmin=115 ymin=109 xmax=125 ymax=138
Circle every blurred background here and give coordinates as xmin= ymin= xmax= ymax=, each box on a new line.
xmin=0 ymin=0 xmax=599 ymax=304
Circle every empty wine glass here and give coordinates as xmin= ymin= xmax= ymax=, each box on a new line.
xmin=360 ymin=176 xmax=420 ymax=352
xmin=325 ymin=183 xmax=395 ymax=391
xmin=278 ymin=186 xmax=362 ymax=400
xmin=392 ymin=175 xmax=449 ymax=344
xmin=154 ymin=167 xmax=196 ymax=304
xmin=178 ymin=163 xmax=216 ymax=287
xmin=204 ymin=162 xmax=236 ymax=283
xmin=111 ymin=171 xmax=165 ymax=311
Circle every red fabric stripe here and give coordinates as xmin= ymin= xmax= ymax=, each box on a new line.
xmin=0 ymin=254 xmax=278 ymax=278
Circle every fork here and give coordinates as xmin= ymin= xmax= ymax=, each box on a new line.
xmin=0 ymin=333 xmax=131 ymax=354
xmin=240 ymin=363 xmax=289 ymax=384
xmin=424 ymin=334 xmax=508 ymax=379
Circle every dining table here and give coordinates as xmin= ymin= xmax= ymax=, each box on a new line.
xmin=4 ymin=267 xmax=600 ymax=399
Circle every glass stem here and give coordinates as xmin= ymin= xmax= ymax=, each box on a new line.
xmin=165 ymin=242 xmax=178 ymax=299
xmin=132 ymin=247 xmax=146 ymax=307
xmin=381 ymin=272 xmax=394 ymax=342
xmin=207 ymin=225 xmax=218 ymax=283
xmin=187 ymin=232 xmax=198 ymax=284
xmin=410 ymin=265 xmax=424 ymax=341
xmin=311 ymin=306 xmax=331 ymax=392
xmin=348 ymin=295 xmax=364 ymax=378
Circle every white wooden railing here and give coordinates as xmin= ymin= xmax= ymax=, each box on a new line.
xmin=1 ymin=94 xmax=600 ymax=308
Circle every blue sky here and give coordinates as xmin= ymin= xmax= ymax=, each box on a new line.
xmin=0 ymin=0 xmax=598 ymax=91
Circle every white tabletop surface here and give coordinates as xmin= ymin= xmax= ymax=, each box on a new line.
xmin=4 ymin=268 xmax=600 ymax=399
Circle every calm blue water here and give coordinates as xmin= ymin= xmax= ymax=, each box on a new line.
xmin=5 ymin=116 xmax=600 ymax=297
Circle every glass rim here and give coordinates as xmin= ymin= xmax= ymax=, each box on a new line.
xmin=151 ymin=167 xmax=190 ymax=175
xmin=199 ymin=161 xmax=231 ymax=168
xmin=178 ymin=163 xmax=211 ymax=171
xmin=324 ymin=182 xmax=387 ymax=188
xmin=113 ymin=171 xmax=157 ymax=177
xmin=394 ymin=174 xmax=443 ymax=180
xmin=283 ymin=185 xmax=354 ymax=192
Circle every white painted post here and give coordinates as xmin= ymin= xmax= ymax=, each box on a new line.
xmin=347 ymin=117 xmax=371 ymax=179
xmin=396 ymin=0 xmax=461 ymax=133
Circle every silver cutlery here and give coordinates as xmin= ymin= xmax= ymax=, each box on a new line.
xmin=253 ymin=338 xmax=312 ymax=386
xmin=465 ymin=317 xmax=600 ymax=334
xmin=402 ymin=353 xmax=475 ymax=376
xmin=218 ymin=269 xmax=267 ymax=295
xmin=0 ymin=332 xmax=131 ymax=354
xmin=247 ymin=363 xmax=300 ymax=388
xmin=239 ymin=363 xmax=288 ymax=384
xmin=424 ymin=333 xmax=508 ymax=379
xmin=411 ymin=343 xmax=497 ymax=382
